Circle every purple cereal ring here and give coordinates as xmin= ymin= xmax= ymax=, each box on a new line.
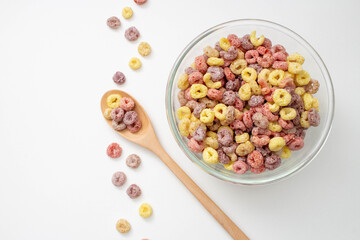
xmin=214 ymin=42 xmax=222 ymax=52
xmin=256 ymin=146 xmax=271 ymax=157
xmin=262 ymin=38 xmax=272 ymax=49
xmin=248 ymin=95 xmax=264 ymax=107
xmin=247 ymin=63 xmax=263 ymax=74
xmin=119 ymin=97 xmax=135 ymax=111
xmin=225 ymin=78 xmax=241 ymax=91
xmin=125 ymin=27 xmax=140 ymax=41
xmin=252 ymin=112 xmax=269 ymax=129
xmin=193 ymin=103 xmax=206 ymax=119
xmin=265 ymin=153 xmax=280 ymax=165
xmin=308 ymin=108 xmax=320 ymax=127
xmin=271 ymin=44 xmax=287 ymax=55
xmin=112 ymin=120 xmax=127 ymax=131
xmin=222 ymin=91 xmax=236 ymax=106
xmin=177 ymin=91 xmax=188 ymax=106
xmin=193 ymin=126 xmax=206 ymax=142
xmin=127 ymin=119 xmax=142 ymax=133
xmin=288 ymin=136 xmax=304 ymax=151
xmin=207 ymin=66 xmax=224 ymax=81
xmin=223 ymin=46 xmax=238 ymax=61
xmin=111 ymin=107 xmax=125 ymax=123
xmin=107 ymin=16 xmax=121 ymax=29
xmin=126 ymin=184 xmax=141 ymax=199
xmin=185 ymin=67 xmax=198 ymax=75
xmin=240 ymin=34 xmax=254 ymax=50
xmin=217 ymin=149 xmax=230 ymax=164
xmin=185 ymin=100 xmax=198 ymax=111
xmin=222 ymin=143 xmax=237 ymax=154
xmin=233 ymin=160 xmax=248 ymax=174
xmin=123 ymin=111 xmax=138 ymax=125
xmin=217 ymin=128 xmax=233 ymax=147
xmin=113 ymin=71 xmax=126 ymax=85
xmin=245 ymin=50 xmax=259 ymax=64
xmin=126 ymin=154 xmax=141 ymax=168
xmin=265 ymin=157 xmax=281 ymax=170
xmin=112 ymin=171 xmax=127 ymax=187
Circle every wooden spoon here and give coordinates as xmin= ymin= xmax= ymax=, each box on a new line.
xmin=101 ymin=90 xmax=249 ymax=240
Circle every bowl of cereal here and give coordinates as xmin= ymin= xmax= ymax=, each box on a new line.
xmin=166 ymin=19 xmax=334 ymax=185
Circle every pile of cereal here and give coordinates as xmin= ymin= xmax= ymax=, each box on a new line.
xmin=104 ymin=94 xmax=142 ymax=133
xmin=176 ymin=31 xmax=320 ymax=174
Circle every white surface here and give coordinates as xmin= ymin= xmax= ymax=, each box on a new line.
xmin=0 ymin=0 xmax=359 ymax=239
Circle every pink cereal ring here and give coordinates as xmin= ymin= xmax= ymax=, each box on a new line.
xmin=251 ymin=135 xmax=270 ymax=146
xmin=262 ymin=38 xmax=272 ymax=49
xmin=278 ymin=118 xmax=294 ymax=129
xmin=195 ymin=55 xmax=208 ymax=74
xmin=234 ymin=98 xmax=244 ymax=111
xmin=245 ymin=50 xmax=259 ymax=64
xmin=188 ymin=138 xmax=204 ymax=153
xmin=257 ymin=53 xmax=274 ymax=68
xmin=262 ymin=104 xmax=279 ymax=121
xmin=243 ymin=111 xmax=253 ymax=128
xmin=288 ymin=136 xmax=304 ymax=151
xmin=271 ymin=44 xmax=288 ymax=55
xmin=112 ymin=171 xmax=127 ymax=187
xmin=134 ymin=0 xmax=147 ymax=5
xmin=256 ymin=46 xmax=270 ymax=55
xmin=127 ymin=119 xmax=142 ymax=133
xmin=184 ymin=88 xmax=195 ymax=101
xmin=283 ymin=134 xmax=295 ymax=145
xmin=107 ymin=143 xmax=122 ymax=158
xmin=207 ymin=89 xmax=223 ymax=101
xmin=224 ymin=67 xmax=235 ymax=81
xmin=250 ymin=165 xmax=266 ymax=174
xmin=227 ymin=34 xmax=241 ymax=48
xmin=272 ymin=61 xmax=288 ymax=70
xmin=279 ymin=77 xmax=296 ymax=89
xmin=188 ymin=72 xmax=204 ymax=85
xmin=247 ymin=150 xmax=264 ymax=168
xmin=126 ymin=184 xmax=141 ymax=199
xmin=233 ymin=160 xmax=248 ymax=174
xmin=119 ymin=97 xmax=135 ymax=111
xmin=230 ymin=119 xmax=246 ymax=131
xmin=273 ymin=51 xmax=288 ymax=61
xmin=252 ymin=127 xmax=272 ymax=136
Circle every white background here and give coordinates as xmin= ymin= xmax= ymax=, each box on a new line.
xmin=0 ymin=0 xmax=359 ymax=239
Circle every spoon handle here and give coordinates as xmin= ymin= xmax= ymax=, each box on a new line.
xmin=152 ymin=144 xmax=249 ymax=240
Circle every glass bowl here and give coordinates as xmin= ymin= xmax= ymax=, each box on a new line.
xmin=166 ymin=19 xmax=334 ymax=185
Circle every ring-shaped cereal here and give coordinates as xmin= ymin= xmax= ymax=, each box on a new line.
xmin=223 ymin=162 xmax=234 ymax=171
xmin=139 ymin=203 xmax=152 ymax=218
xmin=258 ymin=69 xmax=271 ymax=81
xmin=300 ymin=111 xmax=311 ymax=128
xmin=236 ymin=141 xmax=255 ymax=156
xmin=268 ymin=137 xmax=285 ymax=152
xmin=287 ymin=53 xmax=305 ymax=65
xmin=206 ymin=131 xmax=218 ymax=139
xmin=203 ymin=73 xmax=221 ymax=89
xmin=203 ymin=46 xmax=219 ymax=58
xmin=249 ymin=80 xmax=261 ymax=95
xmin=177 ymin=73 xmax=189 ymax=90
xmin=268 ymin=121 xmax=282 ymax=132
xmin=190 ymin=84 xmax=208 ymax=99
xmin=302 ymin=93 xmax=313 ymax=110
xmin=288 ymin=62 xmax=303 ymax=74
xmin=249 ymin=31 xmax=265 ymax=47
xmin=241 ymin=67 xmax=257 ymax=82
xmin=103 ymin=108 xmax=113 ymax=119
xmin=207 ymin=57 xmax=224 ymax=66
xmin=273 ymin=89 xmax=292 ymax=106
xmin=176 ymin=106 xmax=191 ymax=120
xmin=295 ymin=70 xmax=310 ymax=86
xmin=295 ymin=87 xmax=305 ymax=96
xmin=280 ymin=146 xmax=292 ymax=159
xmin=235 ymin=133 xmax=249 ymax=143
xmin=230 ymin=59 xmax=247 ymax=75
xmin=200 ymin=109 xmax=215 ymax=124
xmin=204 ymin=137 xmax=219 ymax=149
xmin=179 ymin=118 xmax=190 ymax=136
xmin=279 ymin=107 xmax=297 ymax=120
xmin=218 ymin=126 xmax=234 ymax=136
xmin=116 ymin=219 xmax=131 ymax=233
xmin=267 ymin=102 xmax=280 ymax=112
xmin=107 ymin=94 xmax=122 ymax=109
xmin=268 ymin=70 xmax=285 ymax=86
xmin=213 ymin=104 xmax=227 ymax=121
xmin=238 ymin=83 xmax=252 ymax=101
xmin=129 ymin=57 xmax=141 ymax=70
xmin=202 ymin=147 xmax=219 ymax=164
xmin=122 ymin=7 xmax=133 ymax=19
xmin=219 ymin=37 xmax=231 ymax=51
xmin=138 ymin=42 xmax=151 ymax=57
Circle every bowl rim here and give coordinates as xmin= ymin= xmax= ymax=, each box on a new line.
xmin=165 ymin=19 xmax=335 ymax=185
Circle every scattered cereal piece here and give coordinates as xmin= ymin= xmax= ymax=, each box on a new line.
xmin=126 ymin=184 xmax=141 ymax=199
xmin=112 ymin=171 xmax=127 ymax=186
xmin=134 ymin=0 xmax=147 ymax=5
xmin=107 ymin=16 xmax=121 ymax=29
xmin=122 ymin=7 xmax=133 ymax=19
xmin=113 ymin=72 xmax=126 ymax=85
xmin=138 ymin=42 xmax=151 ymax=57
xmin=125 ymin=26 xmax=140 ymax=41
xmin=129 ymin=57 xmax=141 ymax=70
xmin=126 ymin=154 xmax=141 ymax=168
xmin=116 ymin=219 xmax=131 ymax=233
xmin=103 ymin=108 xmax=113 ymax=120
xmin=139 ymin=203 xmax=152 ymax=218
xmin=107 ymin=143 xmax=122 ymax=158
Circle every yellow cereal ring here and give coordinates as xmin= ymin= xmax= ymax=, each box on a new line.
xmin=103 ymin=108 xmax=113 ymax=119
xmin=122 ymin=7 xmax=133 ymax=19
xmin=219 ymin=37 xmax=231 ymax=51
xmin=295 ymin=87 xmax=305 ymax=96
xmin=204 ymin=137 xmax=219 ymax=149
xmin=284 ymin=71 xmax=295 ymax=79
xmin=203 ymin=46 xmax=219 ymax=58
xmin=288 ymin=62 xmax=303 ymax=74
xmin=258 ymin=69 xmax=271 ymax=81
xmin=235 ymin=133 xmax=249 ymax=143
xmin=236 ymin=49 xmax=245 ymax=59
xmin=268 ymin=102 xmax=280 ymax=112
xmin=312 ymin=97 xmax=319 ymax=112
xmin=295 ymin=70 xmax=311 ymax=86
xmin=230 ymin=59 xmax=247 ymax=75
xmin=203 ymin=73 xmax=221 ymax=89
xmin=249 ymin=31 xmax=265 ymax=47
xmin=273 ymin=89 xmax=292 ymax=106
xmin=202 ymin=147 xmax=219 ymax=164
xmin=268 ymin=70 xmax=285 ymax=86
xmin=280 ymin=146 xmax=292 ymax=159
xmin=177 ymin=73 xmax=189 ymax=90
xmin=129 ymin=57 xmax=141 ymax=70
xmin=287 ymin=53 xmax=305 ymax=65
xmin=239 ymin=83 xmax=252 ymax=101
xmin=207 ymin=57 xmax=224 ymax=66
xmin=268 ymin=137 xmax=285 ymax=152
xmin=190 ymin=84 xmax=208 ymax=99
xmin=300 ymin=111 xmax=310 ymax=128
xmin=138 ymin=42 xmax=151 ymax=57
xmin=234 ymin=109 xmax=243 ymax=120
xmin=302 ymin=93 xmax=313 ymax=110
xmin=218 ymin=126 xmax=234 ymax=136
xmin=179 ymin=118 xmax=190 ymax=136
xmin=177 ymin=106 xmax=191 ymax=120
xmin=206 ymin=131 xmax=217 ymax=139
xmin=268 ymin=121 xmax=282 ymax=132
xmin=279 ymin=107 xmax=297 ymax=120
xmin=139 ymin=203 xmax=152 ymax=218
xmin=116 ymin=219 xmax=131 ymax=233
xmin=227 ymin=153 xmax=237 ymax=162
xmin=190 ymin=114 xmax=199 ymax=122
xmin=236 ymin=141 xmax=254 ymax=156
xmin=213 ymin=104 xmax=227 ymax=121
xmin=200 ymin=109 xmax=215 ymax=123
xmin=241 ymin=67 xmax=258 ymax=82
xmin=107 ymin=94 xmax=122 ymax=108
xmin=249 ymin=80 xmax=261 ymax=95
xmin=223 ymin=162 xmax=234 ymax=171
